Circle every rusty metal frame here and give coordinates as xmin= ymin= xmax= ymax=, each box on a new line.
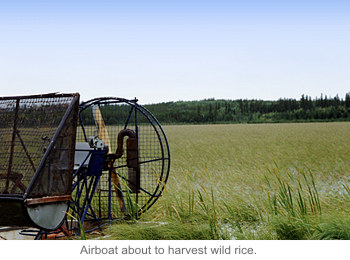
xmin=0 ymin=92 xmax=79 ymax=101
xmin=26 ymin=195 xmax=72 ymax=206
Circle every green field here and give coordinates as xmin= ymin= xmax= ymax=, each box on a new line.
xmin=104 ymin=122 xmax=350 ymax=240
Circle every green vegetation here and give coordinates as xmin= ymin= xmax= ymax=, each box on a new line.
xmin=81 ymin=93 xmax=350 ymax=125
xmin=144 ymin=93 xmax=350 ymax=124
xmin=97 ymin=122 xmax=350 ymax=240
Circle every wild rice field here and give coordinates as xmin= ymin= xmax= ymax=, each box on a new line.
xmin=103 ymin=122 xmax=350 ymax=240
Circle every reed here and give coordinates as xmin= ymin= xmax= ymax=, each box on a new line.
xmin=265 ymin=167 xmax=322 ymax=218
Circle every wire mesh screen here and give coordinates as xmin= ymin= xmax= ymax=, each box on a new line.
xmin=28 ymin=97 xmax=79 ymax=198
xmin=76 ymin=98 xmax=170 ymax=220
xmin=0 ymin=94 xmax=79 ymax=196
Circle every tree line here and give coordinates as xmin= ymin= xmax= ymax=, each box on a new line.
xmin=143 ymin=93 xmax=350 ymax=124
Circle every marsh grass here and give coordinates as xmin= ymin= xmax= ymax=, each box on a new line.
xmin=65 ymin=211 xmax=86 ymax=240
xmin=97 ymin=122 xmax=350 ymax=240
xmin=122 ymin=177 xmax=140 ymax=223
xmin=106 ymin=221 xmax=218 ymax=240
xmin=265 ymin=167 xmax=322 ymax=218
xmin=313 ymin=216 xmax=350 ymax=240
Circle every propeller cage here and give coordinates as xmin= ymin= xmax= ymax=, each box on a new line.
xmin=67 ymin=97 xmax=170 ymax=232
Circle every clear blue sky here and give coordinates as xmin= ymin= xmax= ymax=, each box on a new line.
xmin=0 ymin=0 xmax=349 ymax=104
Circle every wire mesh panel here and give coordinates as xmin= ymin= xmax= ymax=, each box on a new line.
xmin=0 ymin=94 xmax=78 ymax=196
xmin=73 ymin=97 xmax=170 ymax=223
xmin=27 ymin=97 xmax=79 ymax=199
xmin=0 ymin=93 xmax=79 ymax=230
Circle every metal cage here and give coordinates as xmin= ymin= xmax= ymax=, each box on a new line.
xmin=64 ymin=97 xmax=170 ymax=234
xmin=0 ymin=93 xmax=79 ymax=230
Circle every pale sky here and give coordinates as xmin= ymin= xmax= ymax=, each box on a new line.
xmin=0 ymin=0 xmax=349 ymax=104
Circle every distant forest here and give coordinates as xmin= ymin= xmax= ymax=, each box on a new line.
xmin=143 ymin=93 xmax=350 ymax=124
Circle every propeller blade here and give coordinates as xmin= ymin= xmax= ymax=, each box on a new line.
xmin=91 ymin=104 xmax=127 ymax=213
xmin=92 ymin=105 xmax=112 ymax=153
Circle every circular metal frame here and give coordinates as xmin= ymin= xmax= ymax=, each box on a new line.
xmin=67 ymin=97 xmax=170 ymax=230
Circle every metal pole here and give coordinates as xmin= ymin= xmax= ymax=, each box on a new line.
xmin=5 ymin=99 xmax=20 ymax=194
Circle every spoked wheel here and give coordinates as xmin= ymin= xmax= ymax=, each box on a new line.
xmin=65 ymin=97 xmax=170 ymax=234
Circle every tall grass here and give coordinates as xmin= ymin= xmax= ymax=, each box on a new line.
xmin=122 ymin=177 xmax=140 ymax=223
xmin=105 ymin=171 xmax=226 ymax=239
xmin=265 ymin=167 xmax=321 ymax=218
xmin=65 ymin=211 xmax=86 ymax=240
xmin=98 ymin=122 xmax=350 ymax=240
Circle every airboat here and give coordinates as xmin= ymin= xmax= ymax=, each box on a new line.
xmin=0 ymin=93 xmax=170 ymax=239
